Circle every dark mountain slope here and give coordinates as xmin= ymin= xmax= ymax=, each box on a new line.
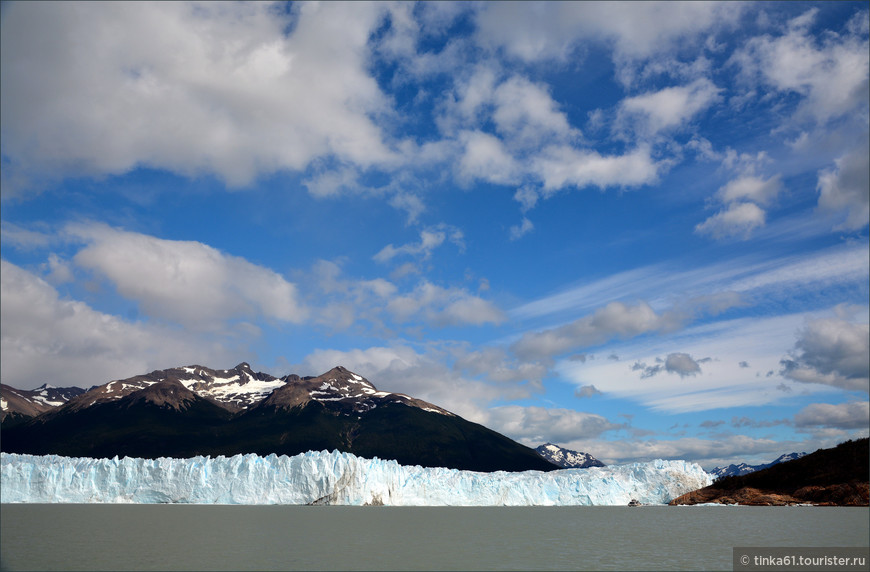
xmin=1 ymin=366 xmax=557 ymax=472
xmin=671 ymin=438 xmax=869 ymax=506
xmin=1 ymin=380 xmax=235 ymax=459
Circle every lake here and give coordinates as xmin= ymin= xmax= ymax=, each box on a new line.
xmin=1 ymin=505 xmax=868 ymax=571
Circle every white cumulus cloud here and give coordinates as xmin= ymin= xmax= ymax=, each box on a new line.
xmin=67 ymin=223 xmax=308 ymax=330
xmin=0 ymin=260 xmax=241 ymax=389
xmin=0 ymin=1 xmax=396 ymax=191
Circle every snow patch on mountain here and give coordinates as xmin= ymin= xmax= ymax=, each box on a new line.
xmin=1 ymin=451 xmax=710 ymax=506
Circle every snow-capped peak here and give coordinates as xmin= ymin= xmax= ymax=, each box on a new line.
xmin=535 ymin=443 xmax=605 ymax=469
xmin=263 ymin=366 xmax=454 ymax=416
xmin=38 ymin=363 xmax=455 ymax=418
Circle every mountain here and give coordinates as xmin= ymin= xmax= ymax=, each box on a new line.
xmin=709 ymin=451 xmax=807 ymax=479
xmin=0 ymin=364 xmax=557 ymax=473
xmin=0 ymin=383 xmax=86 ymax=425
xmin=535 ymin=443 xmax=605 ymax=468
xmin=671 ymin=438 xmax=869 ymax=506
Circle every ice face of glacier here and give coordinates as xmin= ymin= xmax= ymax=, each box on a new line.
xmin=0 ymin=451 xmax=711 ymax=506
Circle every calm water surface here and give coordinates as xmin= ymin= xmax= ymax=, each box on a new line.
xmin=1 ymin=505 xmax=868 ymax=571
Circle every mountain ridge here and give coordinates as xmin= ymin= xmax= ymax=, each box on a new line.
xmin=535 ymin=443 xmax=605 ymax=468
xmin=1 ymin=363 xmax=558 ymax=473
xmin=671 ymin=438 xmax=869 ymax=506
xmin=709 ymin=451 xmax=807 ymax=479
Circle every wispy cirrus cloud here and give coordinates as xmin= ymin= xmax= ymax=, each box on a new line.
xmin=511 ymin=241 xmax=869 ymax=323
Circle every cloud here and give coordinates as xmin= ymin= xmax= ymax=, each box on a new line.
xmin=509 ymin=243 xmax=867 ymax=355
xmin=302 ymin=166 xmax=362 ymax=199
xmin=695 ymin=201 xmax=766 ymax=240
xmin=717 ymin=174 xmax=783 ymax=207
xmin=308 ymin=259 xmax=398 ymax=331
xmin=0 ymin=1 xmax=396 ymax=190
xmin=511 ymin=294 xmax=742 ymax=363
xmin=512 ymin=301 xmax=675 ymax=362
xmin=452 ymin=346 xmax=547 ymax=387
xmin=696 ymin=172 xmax=783 ymax=241
xmin=374 ymin=225 xmax=465 ymax=264
xmin=309 ymin=260 xmax=506 ymax=331
xmin=388 ymin=192 xmax=426 ymax=226
xmin=483 ymin=406 xmax=624 ymax=445
xmin=817 ymin=143 xmax=870 ymax=231
xmin=617 ymin=78 xmax=721 ymax=135
xmin=644 ymin=352 xmax=701 ymax=378
xmin=730 ymin=8 xmax=869 ymax=124
xmin=509 ymin=217 xmax=534 ymax=241
xmin=0 ymin=260 xmax=241 ymax=389
xmin=67 ymin=223 xmax=307 ymax=330
xmin=575 ymin=385 xmax=602 ymax=399
xmin=0 ymin=222 xmax=55 ymax=249
xmin=440 ymin=67 xmax=660 ymax=195
xmin=490 ymin=75 xmax=579 ymax=147
xmin=531 ymin=144 xmax=661 ymax=193
xmin=474 ymin=2 xmax=743 ymax=64
xmin=730 ymin=416 xmax=790 ymax=429
xmin=435 ymin=65 xmax=499 ymax=134
xmin=385 ymin=281 xmax=505 ymax=327
xmin=556 ymin=311 xmax=845 ymax=414
xmin=780 ymin=313 xmax=870 ymax=392
xmin=634 ymin=353 xmax=703 ymax=379
xmin=555 ymin=434 xmax=797 ymax=468
xmin=794 ymin=402 xmax=869 ymax=429
xmin=514 ymin=186 xmax=540 ymax=213
xmin=43 ymin=253 xmax=74 ymax=285
xmin=456 ymin=130 xmax=519 ymax=185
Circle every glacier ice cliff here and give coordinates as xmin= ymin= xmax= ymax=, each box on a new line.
xmin=1 ymin=451 xmax=711 ymax=505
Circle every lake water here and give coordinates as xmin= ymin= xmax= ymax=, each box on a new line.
xmin=1 ymin=505 xmax=868 ymax=571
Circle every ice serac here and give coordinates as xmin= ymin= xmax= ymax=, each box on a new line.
xmin=0 ymin=451 xmax=711 ymax=506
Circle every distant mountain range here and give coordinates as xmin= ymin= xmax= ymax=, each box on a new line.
xmin=535 ymin=443 xmax=605 ymax=468
xmin=0 ymin=384 xmax=86 ymax=424
xmin=709 ymin=452 xmax=807 ymax=479
xmin=672 ymin=438 xmax=869 ymax=506
xmin=1 ymin=363 xmax=557 ymax=473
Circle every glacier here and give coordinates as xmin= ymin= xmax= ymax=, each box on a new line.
xmin=1 ymin=450 xmax=711 ymax=506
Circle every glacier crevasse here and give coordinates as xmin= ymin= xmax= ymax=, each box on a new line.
xmin=0 ymin=451 xmax=711 ymax=505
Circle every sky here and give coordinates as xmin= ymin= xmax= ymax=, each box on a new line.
xmin=1 ymin=1 xmax=868 ymax=469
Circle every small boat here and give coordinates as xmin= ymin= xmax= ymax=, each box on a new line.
xmin=628 ymin=499 xmax=642 ymax=507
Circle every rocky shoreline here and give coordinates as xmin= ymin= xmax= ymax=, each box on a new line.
xmin=670 ymin=482 xmax=869 ymax=506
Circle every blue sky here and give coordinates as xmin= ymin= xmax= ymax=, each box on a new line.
xmin=1 ymin=1 xmax=867 ymax=468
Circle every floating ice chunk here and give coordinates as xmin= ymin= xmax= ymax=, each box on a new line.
xmin=0 ymin=451 xmax=711 ymax=506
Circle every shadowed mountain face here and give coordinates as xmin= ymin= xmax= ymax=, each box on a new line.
xmin=671 ymin=438 xmax=869 ymax=506
xmin=0 ymin=364 xmax=558 ymax=473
